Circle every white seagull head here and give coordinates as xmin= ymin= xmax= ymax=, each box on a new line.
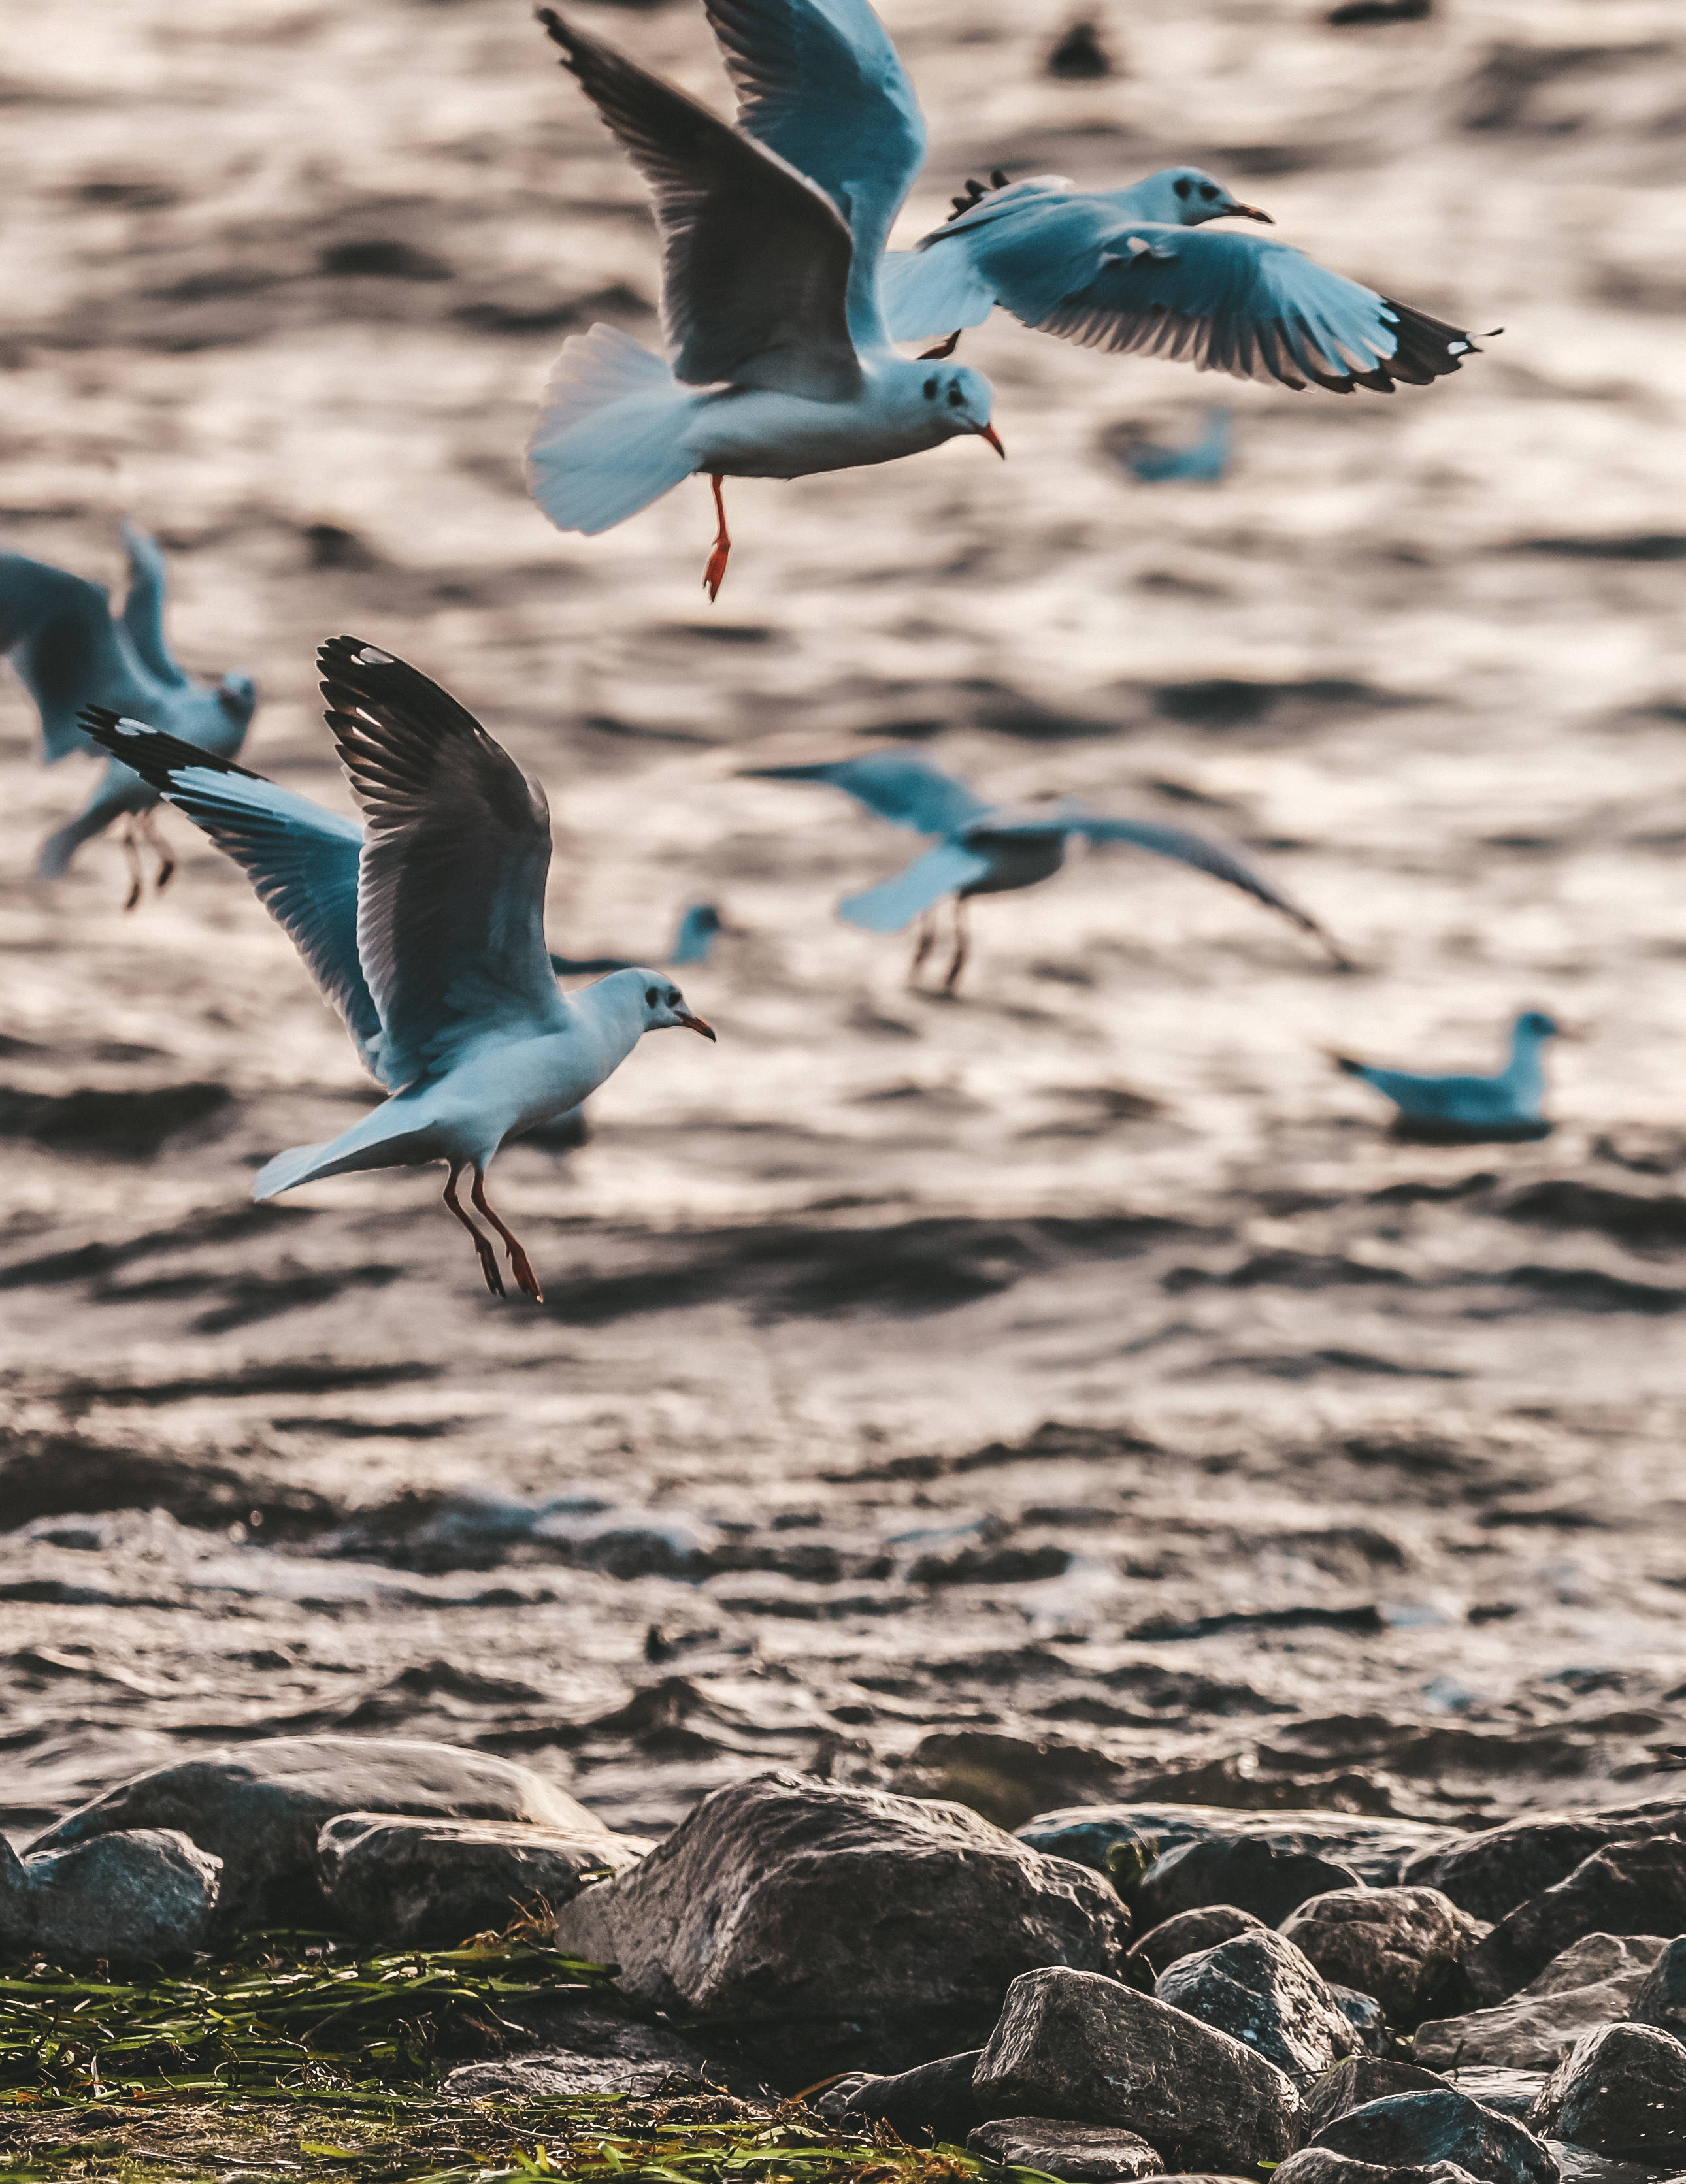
xmin=910 ymin=361 xmax=1005 ymax=455
xmin=1135 ymin=165 xmax=1274 ymax=228
xmin=215 ymin=671 xmax=259 ymax=725
xmin=599 ymin=966 xmax=716 ymax=1041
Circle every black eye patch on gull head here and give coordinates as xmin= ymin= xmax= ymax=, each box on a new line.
xmin=1199 ymin=183 xmax=1220 ymax=200
xmin=923 ymin=376 xmax=939 ymax=400
xmin=947 ymin=385 xmax=965 ymax=406
xmin=1174 ymin=176 xmax=1193 ymax=199
xmin=645 ymin=985 xmax=659 ymax=1005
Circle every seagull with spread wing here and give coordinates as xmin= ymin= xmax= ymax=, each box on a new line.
xmin=81 ymin=639 xmax=716 ymax=1303
xmin=744 ymin=748 xmax=1348 ymax=990
xmin=881 ymin=165 xmax=1484 ymax=393
xmin=0 ymin=523 xmax=257 ymax=905
xmin=527 ymin=0 xmax=1003 ymax=599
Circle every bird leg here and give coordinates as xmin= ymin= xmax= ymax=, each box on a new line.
xmin=943 ymin=898 xmax=970 ymax=994
xmin=703 ymin=474 xmax=731 ymax=602
xmin=908 ymin=910 xmax=937 ymax=985
xmin=444 ymin=1163 xmax=504 ymax=1298
xmin=919 ymin=331 xmax=963 ymax=360
xmin=139 ymin=807 xmax=174 ymax=894
xmin=472 ymin=1168 xmax=545 ymax=1303
xmin=118 ymin=819 xmax=144 ymax=913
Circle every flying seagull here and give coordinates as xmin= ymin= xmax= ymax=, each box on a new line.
xmin=743 ymin=748 xmax=1347 ymax=990
xmin=1334 ymin=1009 xmax=1560 ymax=1141
xmin=526 ymin=0 xmax=1004 ymax=600
xmin=550 ymin=902 xmax=725 ymax=977
xmin=1116 ymin=405 xmax=1232 ymax=483
xmin=880 ymin=166 xmax=1484 ymax=393
xmin=80 ymin=639 xmax=715 ymax=1303
xmin=0 ymin=523 xmax=257 ymax=905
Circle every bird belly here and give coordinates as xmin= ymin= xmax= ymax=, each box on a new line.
xmin=433 ymin=1032 xmax=621 ymax=1154
xmin=959 ymin=834 xmax=1068 ymax=898
xmin=687 ymin=390 xmax=946 ymax=481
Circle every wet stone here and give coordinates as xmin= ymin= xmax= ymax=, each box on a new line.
xmin=1528 ymin=2022 xmax=1686 ymax=2162
xmin=1465 ymin=1839 xmax=1686 ymax=2003
xmin=967 ymin=2119 xmax=1164 ymax=2180
xmin=0 ymin=1825 xmax=222 ymax=1963
xmin=1310 ymin=2089 xmax=1560 ymax=2184
xmin=1134 ymin=1834 xmax=1364 ymax=1929
xmin=1017 ymin=1806 xmax=1444 ymax=1889
xmin=1417 ymin=1934 xmax=1669 ymax=2072
xmin=817 ymin=2051 xmax=983 ymax=2144
xmin=1155 ymin=1927 xmax=1359 ymax=2077
xmin=1403 ymin=1807 xmax=1686 ymax=1925
xmin=1274 ymin=2153 xmax=1486 ymax=2184
xmin=1329 ymin=1981 xmax=1390 ymax=2053
xmin=1628 ymin=1933 xmax=1686 ymax=2038
xmin=1125 ymin=1903 xmax=1263 ymax=1979
xmin=1300 ymin=2055 xmax=1454 ymax=2139
xmin=1281 ymin=1885 xmax=1489 ymax=2027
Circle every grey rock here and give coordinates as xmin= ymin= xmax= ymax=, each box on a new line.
xmin=1451 ymin=2068 xmax=1547 ymax=2121
xmin=1465 ymin=1841 xmax=1686 ymax=2004
xmin=0 ymin=1826 xmax=222 ymax=1963
xmin=1136 ymin=1836 xmax=1364 ymax=1931
xmin=1311 ymin=2089 xmax=1559 ymax=2184
xmin=445 ymin=2001 xmax=748 ymax=2100
xmin=1156 ymin=1928 xmax=1359 ymax=2077
xmin=1528 ymin=2023 xmax=1686 ymax=2160
xmin=315 ymin=1811 xmax=646 ymax=1947
xmin=1275 ymin=2153 xmax=1485 ymax=2184
xmin=1300 ymin=2055 xmax=1453 ymax=2138
xmin=967 ymin=2119 xmax=1165 ymax=2180
xmin=1417 ymin=1935 xmax=1669 ymax=2072
xmin=551 ymin=1773 xmax=1125 ymax=2070
xmin=1628 ymin=1934 xmax=1686 ymax=2038
xmin=27 ymin=1736 xmax=616 ymax=1932
xmin=1329 ymin=1981 xmax=1389 ymax=2053
xmin=1020 ymin=1804 xmax=1446 ymax=1887
xmin=1403 ymin=1804 xmax=1686 ymax=1925
xmin=820 ymin=2051 xmax=982 ymax=2144
xmin=1282 ymin=1886 xmax=1489 ymax=2027
xmin=972 ymin=1966 xmax=1300 ymax=2173
xmin=1125 ymin=1904 xmax=1263 ymax=1980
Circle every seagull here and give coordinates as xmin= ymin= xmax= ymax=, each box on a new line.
xmin=1116 ymin=405 xmax=1232 ymax=484
xmin=526 ymin=0 xmax=1004 ymax=601
xmin=742 ymin=747 xmax=1347 ymax=990
xmin=880 ymin=166 xmax=1485 ymax=393
xmin=80 ymin=638 xmax=716 ymax=1303
xmin=1333 ymin=1009 xmax=1560 ymax=1141
xmin=550 ymin=902 xmax=725 ymax=977
xmin=0 ymin=523 xmax=257 ymax=905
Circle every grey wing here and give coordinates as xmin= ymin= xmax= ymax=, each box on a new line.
xmin=703 ymin=0 xmax=925 ymax=350
xmin=1019 ymin=222 xmax=1479 ymax=392
xmin=744 ymin=750 xmax=993 ymax=837
xmin=318 ymin=635 xmax=569 ymax=1088
xmin=78 ymin=706 xmax=386 ymax=1082
xmin=117 ymin=521 xmax=189 ymax=689
xmin=539 ymin=9 xmax=861 ymax=400
xmin=0 ymin=553 xmax=152 ymax=761
xmin=840 ymin=839 xmax=992 ymax=930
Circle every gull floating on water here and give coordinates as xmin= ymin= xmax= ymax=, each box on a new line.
xmin=81 ymin=638 xmax=715 ymax=1303
xmin=527 ymin=0 xmax=1004 ymax=600
xmin=550 ymin=902 xmax=725 ymax=977
xmin=0 ymin=523 xmax=257 ymax=905
xmin=1117 ymin=406 xmax=1232 ymax=484
xmin=881 ymin=166 xmax=1485 ymax=394
xmin=744 ymin=748 xmax=1347 ymax=991
xmin=1334 ymin=1009 xmax=1560 ymax=1141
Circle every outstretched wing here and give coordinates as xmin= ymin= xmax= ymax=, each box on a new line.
xmin=318 ymin=635 xmax=569 ymax=1088
xmin=1003 ymin=809 xmax=1348 ymax=960
xmin=703 ymin=0 xmax=925 ymax=350
xmin=539 ymin=8 xmax=861 ymax=400
xmin=1010 ymin=216 xmax=1479 ymax=391
xmin=78 ymin=706 xmax=386 ymax=1081
xmin=880 ymin=176 xmax=1070 ymax=342
xmin=745 ymin=750 xmax=993 ymax=838
xmin=117 ymin=521 xmax=189 ymax=689
xmin=840 ymin=839 xmax=991 ymax=930
xmin=0 ymin=554 xmax=152 ymax=761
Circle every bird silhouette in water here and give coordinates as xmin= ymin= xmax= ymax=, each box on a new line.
xmin=550 ymin=903 xmax=725 ymax=977
xmin=1334 ymin=1009 xmax=1561 ymax=1141
xmin=744 ymin=747 xmax=1347 ymax=992
xmin=1 ymin=523 xmax=257 ymax=905
xmin=1117 ymin=406 xmax=1232 ymax=483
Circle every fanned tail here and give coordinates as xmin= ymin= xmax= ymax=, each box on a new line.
xmin=525 ymin=324 xmax=699 ymax=536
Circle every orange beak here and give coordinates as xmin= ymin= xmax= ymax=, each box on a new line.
xmin=1231 ymin=202 xmax=1274 ymax=223
xmin=978 ymin=423 xmax=1006 ymax=459
xmin=676 ymin=1009 xmax=716 ymax=1041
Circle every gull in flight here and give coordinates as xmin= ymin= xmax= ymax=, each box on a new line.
xmin=881 ymin=165 xmax=1485 ymax=393
xmin=744 ymin=748 xmax=1347 ymax=991
xmin=1116 ymin=405 xmax=1232 ymax=484
xmin=550 ymin=902 xmax=725 ymax=977
xmin=526 ymin=0 xmax=1004 ymax=600
xmin=0 ymin=523 xmax=257 ymax=905
xmin=81 ymin=638 xmax=715 ymax=1303
xmin=1334 ymin=1009 xmax=1560 ymax=1141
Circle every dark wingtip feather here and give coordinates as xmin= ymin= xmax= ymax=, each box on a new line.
xmin=1380 ymin=298 xmax=1481 ymax=385
xmin=79 ymin=706 xmax=263 ymax=789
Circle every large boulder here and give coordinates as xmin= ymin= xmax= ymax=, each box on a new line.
xmin=1403 ymin=1803 xmax=1686 ymax=1923
xmin=1464 ymin=1838 xmax=1686 ymax=2003
xmin=1300 ymin=2055 xmax=1453 ymax=2139
xmin=1628 ymin=1933 xmax=1686 ymax=2038
xmin=1155 ymin=1929 xmax=1358 ymax=2078
xmin=27 ymin=1737 xmax=618 ymax=1931
xmin=1125 ymin=1905 xmax=1263 ymax=1980
xmin=1 ymin=1827 xmax=222 ymax=1963
xmin=1275 ymin=2154 xmax=1484 ymax=2184
xmin=1135 ymin=1836 xmax=1363 ymax=1931
xmin=1415 ymin=1934 xmax=1668 ymax=2072
xmin=550 ymin=1774 xmax=1125 ymax=2071
xmin=1281 ymin=1886 xmax=1487 ymax=2027
xmin=1527 ymin=2022 xmax=1686 ymax=2160
xmin=315 ymin=1812 xmax=647 ymax=1946
xmin=1309 ymin=2089 xmax=1557 ymax=2184
xmin=1021 ymin=1805 xmax=1444 ymax=1887
xmin=972 ymin=1966 xmax=1300 ymax=2173
xmin=967 ymin=2119 xmax=1165 ymax=2181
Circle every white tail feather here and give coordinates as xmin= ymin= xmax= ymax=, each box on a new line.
xmin=880 ymin=248 xmax=998 ymax=345
xmin=525 ymin=324 xmax=699 ymax=536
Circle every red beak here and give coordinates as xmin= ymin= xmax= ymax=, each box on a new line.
xmin=1232 ymin=202 xmax=1274 ymax=223
xmin=677 ymin=1009 xmax=716 ymax=1041
xmin=978 ymin=423 xmax=1006 ymax=459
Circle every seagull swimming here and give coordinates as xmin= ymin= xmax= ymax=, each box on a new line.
xmin=1334 ymin=1009 xmax=1560 ymax=1140
xmin=744 ymin=747 xmax=1347 ymax=990
xmin=550 ymin=902 xmax=725 ymax=977
xmin=881 ymin=165 xmax=1484 ymax=394
xmin=80 ymin=639 xmax=716 ymax=1303
xmin=1116 ymin=405 xmax=1232 ymax=484
xmin=0 ymin=523 xmax=257 ymax=905
xmin=526 ymin=0 xmax=1004 ymax=600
